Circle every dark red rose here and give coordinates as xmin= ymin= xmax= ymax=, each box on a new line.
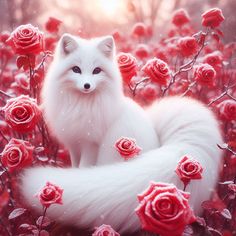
xmin=172 ymin=9 xmax=190 ymax=27
xmin=2 ymin=95 xmax=41 ymax=133
xmin=201 ymin=8 xmax=225 ymax=28
xmin=142 ymin=58 xmax=171 ymax=85
xmin=136 ymin=182 xmax=196 ymax=236
xmin=1 ymin=138 xmax=34 ymax=172
xmin=45 ymin=17 xmax=62 ymax=34
xmin=178 ymin=36 xmax=198 ymax=57
xmin=36 ymin=182 xmax=63 ymax=208
xmin=117 ymin=53 xmax=137 ymax=84
xmin=218 ymin=100 xmax=236 ymax=121
xmin=6 ymin=24 xmax=44 ymax=55
xmin=92 ymin=224 xmax=120 ymax=236
xmin=194 ymin=63 xmax=216 ymax=87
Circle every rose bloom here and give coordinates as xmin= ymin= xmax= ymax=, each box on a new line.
xmin=36 ymin=182 xmax=63 ymax=208
xmin=92 ymin=224 xmax=120 ymax=236
xmin=6 ymin=24 xmax=44 ymax=55
xmin=142 ymin=58 xmax=171 ymax=86
xmin=175 ymin=156 xmax=203 ymax=185
xmin=2 ymin=95 xmax=41 ymax=133
xmin=194 ymin=63 xmax=216 ymax=87
xmin=134 ymin=44 xmax=149 ymax=59
xmin=114 ymin=137 xmax=141 ymax=160
xmin=172 ymin=9 xmax=190 ymax=27
xmin=1 ymin=138 xmax=34 ymax=172
xmin=45 ymin=17 xmax=62 ymax=34
xmin=178 ymin=36 xmax=198 ymax=57
xmin=117 ymin=53 xmax=137 ymax=84
xmin=201 ymin=8 xmax=225 ymax=28
xmin=203 ymin=51 xmax=223 ymax=71
xmin=136 ymin=182 xmax=196 ymax=236
xmin=218 ymin=100 xmax=236 ymax=121
xmin=131 ymin=22 xmax=147 ymax=37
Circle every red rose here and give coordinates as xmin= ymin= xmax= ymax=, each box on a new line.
xmin=114 ymin=137 xmax=141 ymax=160
xmin=132 ymin=22 xmax=147 ymax=37
xmin=142 ymin=58 xmax=171 ymax=85
xmin=194 ymin=63 xmax=216 ymax=87
xmin=175 ymin=156 xmax=203 ymax=185
xmin=36 ymin=182 xmax=63 ymax=208
xmin=134 ymin=44 xmax=149 ymax=59
xmin=45 ymin=17 xmax=62 ymax=34
xmin=6 ymin=24 xmax=44 ymax=55
xmin=172 ymin=9 xmax=190 ymax=27
xmin=1 ymin=138 xmax=34 ymax=172
xmin=203 ymin=51 xmax=223 ymax=71
xmin=178 ymin=36 xmax=198 ymax=57
xmin=92 ymin=224 xmax=120 ymax=236
xmin=2 ymin=95 xmax=41 ymax=133
xmin=218 ymin=100 xmax=236 ymax=121
xmin=135 ymin=182 xmax=196 ymax=236
xmin=117 ymin=53 xmax=137 ymax=84
xmin=201 ymin=8 xmax=225 ymax=28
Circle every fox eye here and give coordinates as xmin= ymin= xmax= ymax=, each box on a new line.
xmin=93 ymin=67 xmax=102 ymax=74
xmin=72 ymin=66 xmax=81 ymax=74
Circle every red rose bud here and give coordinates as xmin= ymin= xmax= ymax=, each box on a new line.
xmin=201 ymin=8 xmax=225 ymax=28
xmin=218 ymin=100 xmax=236 ymax=121
xmin=172 ymin=9 xmax=190 ymax=27
xmin=175 ymin=156 xmax=203 ymax=186
xmin=45 ymin=17 xmax=62 ymax=34
xmin=117 ymin=53 xmax=137 ymax=84
xmin=178 ymin=36 xmax=198 ymax=57
xmin=136 ymin=182 xmax=196 ymax=236
xmin=1 ymin=138 xmax=34 ymax=172
xmin=36 ymin=182 xmax=63 ymax=208
xmin=114 ymin=137 xmax=141 ymax=160
xmin=142 ymin=58 xmax=171 ymax=86
xmin=2 ymin=95 xmax=41 ymax=133
xmin=194 ymin=63 xmax=216 ymax=87
xmin=92 ymin=224 xmax=120 ymax=236
xmin=6 ymin=24 xmax=44 ymax=55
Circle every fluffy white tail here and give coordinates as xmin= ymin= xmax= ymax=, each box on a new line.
xmin=21 ymin=97 xmax=222 ymax=234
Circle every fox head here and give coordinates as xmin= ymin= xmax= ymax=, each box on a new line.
xmin=48 ymin=34 xmax=122 ymax=95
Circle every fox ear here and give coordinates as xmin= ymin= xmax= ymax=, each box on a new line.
xmin=98 ymin=36 xmax=114 ymax=58
xmin=60 ymin=33 xmax=78 ymax=55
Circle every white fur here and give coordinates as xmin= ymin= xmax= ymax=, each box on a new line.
xmin=21 ymin=35 xmax=223 ymax=235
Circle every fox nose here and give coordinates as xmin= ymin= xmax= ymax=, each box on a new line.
xmin=84 ymin=83 xmax=90 ymax=90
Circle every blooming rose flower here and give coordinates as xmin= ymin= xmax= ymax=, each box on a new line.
xmin=2 ymin=95 xmax=41 ymax=133
xmin=6 ymin=24 xmax=44 ymax=55
xmin=172 ymin=9 xmax=190 ymax=27
xmin=142 ymin=58 xmax=171 ymax=85
xmin=203 ymin=51 xmax=223 ymax=71
xmin=132 ymin=22 xmax=147 ymax=37
xmin=45 ymin=17 xmax=62 ymax=34
xmin=117 ymin=53 xmax=137 ymax=84
xmin=194 ymin=63 xmax=216 ymax=87
xmin=134 ymin=44 xmax=149 ymax=59
xmin=1 ymin=138 xmax=34 ymax=172
xmin=114 ymin=137 xmax=141 ymax=160
xmin=136 ymin=182 xmax=196 ymax=236
xmin=92 ymin=224 xmax=120 ymax=236
xmin=175 ymin=156 xmax=203 ymax=185
xmin=36 ymin=182 xmax=63 ymax=208
xmin=178 ymin=36 xmax=198 ymax=57
xmin=218 ymin=100 xmax=236 ymax=121
xmin=201 ymin=8 xmax=225 ymax=28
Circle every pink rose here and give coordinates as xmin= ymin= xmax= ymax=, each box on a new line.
xmin=2 ymin=95 xmax=41 ymax=133
xmin=1 ymin=138 xmax=34 ymax=172
xmin=114 ymin=137 xmax=141 ymax=160
xmin=194 ymin=63 xmax=216 ymax=87
xmin=218 ymin=100 xmax=236 ymax=121
xmin=201 ymin=8 xmax=225 ymax=28
xmin=6 ymin=24 xmax=44 ymax=55
xmin=117 ymin=53 xmax=137 ymax=84
xmin=92 ymin=224 xmax=120 ymax=236
xmin=136 ymin=182 xmax=196 ymax=236
xmin=175 ymin=156 xmax=203 ymax=185
xmin=36 ymin=182 xmax=63 ymax=208
xmin=172 ymin=9 xmax=190 ymax=27
xmin=178 ymin=36 xmax=198 ymax=57
xmin=142 ymin=58 xmax=171 ymax=85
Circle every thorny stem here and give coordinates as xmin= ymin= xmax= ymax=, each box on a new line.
xmin=0 ymin=90 xmax=13 ymax=98
xmin=38 ymin=206 xmax=48 ymax=235
xmin=128 ymin=77 xmax=149 ymax=97
xmin=217 ymin=143 xmax=236 ymax=156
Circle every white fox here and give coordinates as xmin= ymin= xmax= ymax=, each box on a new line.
xmin=21 ymin=34 xmax=222 ymax=235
